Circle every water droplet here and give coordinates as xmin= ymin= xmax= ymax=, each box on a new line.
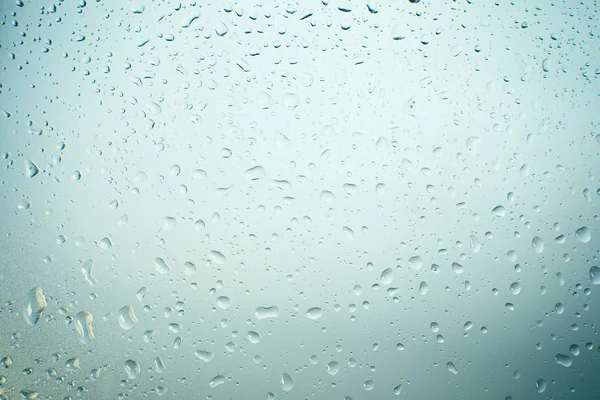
xmin=209 ymin=250 xmax=227 ymax=264
xmin=327 ymin=361 xmax=340 ymax=376
xmin=381 ymin=268 xmax=394 ymax=284
xmin=364 ymin=380 xmax=374 ymax=391
xmin=154 ymin=257 xmax=170 ymax=274
xmin=542 ymin=58 xmax=551 ymax=72
xmin=24 ymin=287 xmax=47 ymax=326
xmin=99 ymin=237 xmax=112 ymax=249
xmin=333 ymin=67 xmax=348 ymax=85
xmin=75 ymin=311 xmax=94 ymax=344
xmin=245 ymin=166 xmax=266 ymax=180
xmin=184 ymin=261 xmax=197 ymax=275
xmin=130 ymin=2 xmax=145 ymax=13
xmin=154 ymin=357 xmax=165 ymax=373
xmin=469 ymin=234 xmax=481 ymax=253
xmin=447 ymin=362 xmax=458 ymax=374
xmin=118 ymin=305 xmax=138 ymax=330
xmin=342 ymin=226 xmax=355 ymax=240
xmin=216 ymin=296 xmax=231 ymax=310
xmin=81 ymin=259 xmax=97 ymax=286
xmin=575 ymin=226 xmax=590 ymax=243
xmin=589 ymin=266 xmax=600 ymax=284
xmin=408 ymin=256 xmax=423 ymax=270
xmin=419 ymin=281 xmax=429 ymax=295
xmin=257 ymin=91 xmax=273 ymax=109
xmin=209 ymin=375 xmax=226 ymax=388
xmin=492 ymin=205 xmax=506 ymax=217
xmin=320 ymin=190 xmax=335 ymax=203
xmin=195 ymin=350 xmax=214 ymax=362
xmin=247 ymin=331 xmax=261 ymax=344
xmin=25 ymin=160 xmax=39 ymax=178
xmin=255 ymin=306 xmax=279 ymax=319
xmin=124 ymin=360 xmax=140 ymax=379
xmin=393 ymin=384 xmax=402 ymax=395
xmin=510 ymin=282 xmax=522 ymax=295
xmin=532 ymin=236 xmax=544 ymax=254
xmin=215 ymin=21 xmax=228 ymax=36
xmin=452 ymin=262 xmax=464 ymax=274
xmin=555 ymin=354 xmax=572 ymax=367
xmin=391 ymin=25 xmax=406 ymax=40
xmin=65 ymin=357 xmax=80 ymax=372
xmin=535 ymin=379 xmax=546 ymax=393
xmin=306 ymin=307 xmax=324 ymax=320
xmin=280 ymin=373 xmax=294 ymax=391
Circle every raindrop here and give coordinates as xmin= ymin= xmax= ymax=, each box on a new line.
xmin=280 ymin=373 xmax=294 ymax=391
xmin=306 ymin=307 xmax=324 ymax=320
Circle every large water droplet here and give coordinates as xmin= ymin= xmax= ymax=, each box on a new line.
xmin=215 ymin=21 xmax=228 ymax=36
xmin=575 ymin=226 xmax=591 ymax=243
xmin=447 ymin=362 xmax=458 ymax=374
xmin=75 ymin=311 xmax=94 ymax=344
xmin=589 ymin=266 xmax=600 ymax=284
xmin=25 ymin=160 xmax=39 ymax=178
xmin=209 ymin=250 xmax=227 ymax=264
xmin=408 ymin=256 xmax=423 ymax=270
xmin=306 ymin=307 xmax=324 ymax=320
xmin=327 ymin=361 xmax=340 ymax=376
xmin=535 ymin=379 xmax=546 ymax=393
xmin=532 ymin=236 xmax=544 ymax=254
xmin=209 ymin=374 xmax=226 ymax=388
xmin=381 ymin=268 xmax=394 ymax=284
xmin=118 ymin=305 xmax=138 ymax=330
xmin=280 ymin=373 xmax=294 ymax=391
xmin=554 ymin=354 xmax=572 ymax=367
xmin=255 ymin=306 xmax=279 ymax=319
xmin=154 ymin=257 xmax=170 ymax=274
xmin=24 ymin=287 xmax=47 ymax=326
xmin=124 ymin=360 xmax=141 ymax=379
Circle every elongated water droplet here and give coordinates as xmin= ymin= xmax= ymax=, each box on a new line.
xmin=255 ymin=306 xmax=279 ymax=319
xmin=209 ymin=374 xmax=226 ymax=388
xmin=419 ymin=281 xmax=429 ymax=295
xmin=327 ymin=361 xmax=340 ymax=376
xmin=215 ymin=21 xmax=228 ymax=36
xmin=590 ymin=266 xmax=600 ymax=284
xmin=118 ymin=305 xmax=138 ymax=330
xmin=75 ymin=311 xmax=94 ymax=344
xmin=394 ymin=384 xmax=402 ymax=395
xmin=209 ymin=250 xmax=227 ymax=264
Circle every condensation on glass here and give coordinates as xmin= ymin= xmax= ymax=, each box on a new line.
xmin=0 ymin=0 xmax=599 ymax=399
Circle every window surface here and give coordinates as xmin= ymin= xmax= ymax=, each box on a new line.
xmin=1 ymin=0 xmax=599 ymax=399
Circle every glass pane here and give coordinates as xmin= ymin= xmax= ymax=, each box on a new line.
xmin=1 ymin=0 xmax=599 ymax=398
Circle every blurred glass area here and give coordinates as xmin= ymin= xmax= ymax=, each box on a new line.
xmin=0 ymin=0 xmax=599 ymax=399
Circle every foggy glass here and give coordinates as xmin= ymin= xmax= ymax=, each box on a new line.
xmin=1 ymin=0 xmax=599 ymax=399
